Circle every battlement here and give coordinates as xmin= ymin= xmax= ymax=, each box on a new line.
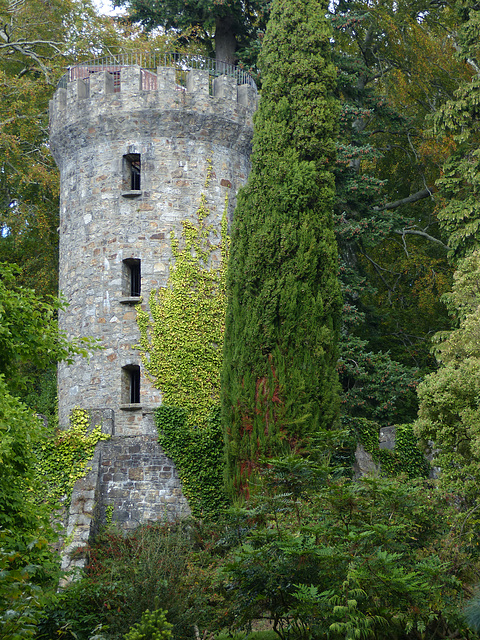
xmin=49 ymin=58 xmax=258 ymax=135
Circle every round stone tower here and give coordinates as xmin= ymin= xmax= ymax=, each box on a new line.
xmin=49 ymin=55 xmax=256 ymax=437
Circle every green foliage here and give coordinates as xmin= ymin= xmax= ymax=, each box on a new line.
xmin=0 ymin=405 xmax=108 ymax=639
xmin=0 ymin=262 xmax=94 ymax=396
xmin=0 ymin=379 xmax=61 ymax=640
xmin=415 ymin=251 xmax=480 ymax=500
xmin=464 ymin=591 xmax=480 ymax=632
xmin=20 ymin=367 xmax=57 ymax=425
xmin=0 ymin=257 xmax=105 ymax=640
xmin=338 ymin=335 xmax=419 ymax=425
xmin=40 ymin=523 xmax=202 ymax=640
xmin=37 ymin=471 xmax=480 ymax=640
xmin=431 ymin=4 xmax=480 ymax=259
xmin=34 ymin=408 xmax=110 ymax=511
xmin=137 ymin=164 xmax=228 ymax=429
xmin=155 ymin=406 xmax=227 ymax=517
xmin=137 ymin=164 xmax=229 ymax=516
xmin=123 ymin=609 xmax=172 ymax=640
xmin=223 ymin=461 xmax=475 ymax=640
xmin=222 ymin=0 xmax=342 ymax=498
xmin=0 ymin=69 xmax=60 ymax=297
xmin=432 ymin=250 xmax=480 ymax=362
xmin=0 ymin=375 xmax=47 ymax=535
xmin=393 ymin=423 xmax=430 ymax=478
xmin=113 ymin=0 xmax=269 ymax=63
xmin=0 ymin=0 xmax=142 ymax=298
xmin=353 ymin=418 xmax=429 ymax=479
xmin=0 ymin=534 xmax=57 ymax=640
xmin=216 ymin=634 xmax=277 ymax=640
xmin=0 ymin=0 xmax=68 ymax=297
xmin=417 ymin=357 xmax=480 ymax=496
xmin=331 ymin=0 xmax=457 ymax=375
xmin=0 ymin=1 xmax=89 ymax=296
xmin=353 ymin=243 xmax=452 ymax=371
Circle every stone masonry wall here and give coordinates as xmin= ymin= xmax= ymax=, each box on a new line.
xmin=96 ymin=435 xmax=190 ymax=529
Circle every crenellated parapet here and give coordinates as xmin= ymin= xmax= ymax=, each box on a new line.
xmin=50 ymin=65 xmax=257 ymax=155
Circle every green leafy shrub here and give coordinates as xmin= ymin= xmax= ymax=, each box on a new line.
xmin=124 ymin=609 xmax=172 ymax=640
xmin=223 ymin=462 xmax=475 ymax=640
xmin=0 ymin=361 xmax=61 ymax=639
xmin=21 ymin=367 xmax=58 ymax=426
xmin=0 ymin=262 xmax=95 ymax=397
xmin=0 ymin=375 xmax=47 ymax=536
xmin=39 ymin=523 xmax=196 ymax=640
xmin=0 ymin=533 xmax=57 ymax=640
xmin=415 ymin=251 xmax=480 ymax=500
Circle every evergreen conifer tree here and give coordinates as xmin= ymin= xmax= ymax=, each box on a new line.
xmin=221 ymin=0 xmax=342 ymax=497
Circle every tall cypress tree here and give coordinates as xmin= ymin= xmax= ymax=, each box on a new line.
xmin=221 ymin=0 xmax=342 ymax=497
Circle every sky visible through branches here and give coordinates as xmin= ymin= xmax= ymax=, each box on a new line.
xmin=93 ymin=0 xmax=125 ymax=16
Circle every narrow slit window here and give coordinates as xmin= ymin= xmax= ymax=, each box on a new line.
xmin=123 ymin=153 xmax=141 ymax=191
xmin=123 ymin=258 xmax=141 ymax=297
xmin=130 ymin=261 xmax=141 ymax=297
xmin=129 ymin=367 xmax=140 ymax=403
xmin=122 ymin=365 xmax=140 ymax=404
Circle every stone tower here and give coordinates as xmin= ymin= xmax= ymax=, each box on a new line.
xmin=49 ymin=55 xmax=256 ymax=553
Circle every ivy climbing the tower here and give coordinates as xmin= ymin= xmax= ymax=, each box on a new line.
xmin=136 ymin=161 xmax=229 ymax=516
xmin=35 ymin=407 xmax=110 ymax=512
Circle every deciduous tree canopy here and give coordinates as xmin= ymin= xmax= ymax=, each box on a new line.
xmin=0 ymin=262 xmax=93 ymax=396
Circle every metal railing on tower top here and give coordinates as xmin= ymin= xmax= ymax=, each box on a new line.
xmin=56 ymin=52 xmax=257 ymax=92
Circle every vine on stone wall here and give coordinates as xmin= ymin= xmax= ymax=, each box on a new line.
xmin=137 ymin=161 xmax=229 ymax=515
xmin=352 ymin=417 xmax=429 ymax=478
xmin=137 ymin=161 xmax=228 ymax=428
xmin=35 ymin=408 xmax=109 ymax=511
xmin=155 ymin=406 xmax=227 ymax=516
xmin=394 ymin=423 xmax=430 ymax=478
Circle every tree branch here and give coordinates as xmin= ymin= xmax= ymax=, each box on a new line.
xmin=0 ymin=114 xmax=29 ymax=128
xmin=0 ymin=27 xmax=64 ymax=81
xmin=373 ymin=186 xmax=436 ymax=212
xmin=0 ymin=39 xmax=63 ymax=49
xmin=393 ymin=228 xmax=448 ymax=249
xmin=363 ymin=252 xmax=402 ymax=293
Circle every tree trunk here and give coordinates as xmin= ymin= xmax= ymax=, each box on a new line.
xmin=215 ymin=15 xmax=237 ymax=68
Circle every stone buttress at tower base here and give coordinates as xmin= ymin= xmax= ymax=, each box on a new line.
xmin=61 ymin=411 xmax=191 ymax=577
